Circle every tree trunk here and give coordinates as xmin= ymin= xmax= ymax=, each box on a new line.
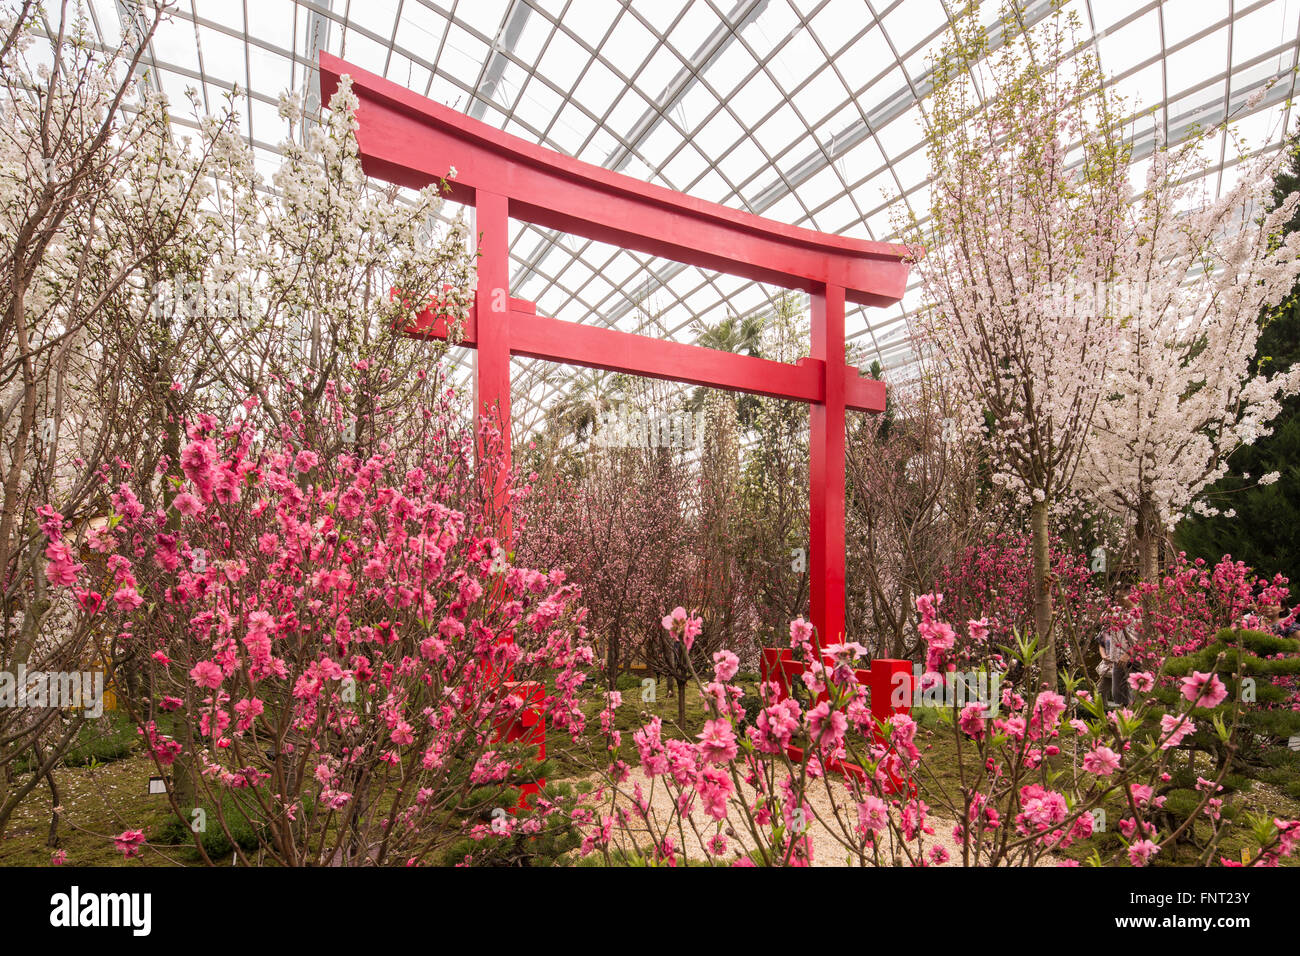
xmin=1135 ymin=495 xmax=1160 ymax=639
xmin=36 ymin=740 xmax=61 ymax=846
xmin=606 ymin=626 xmax=619 ymax=691
xmin=1030 ymin=497 xmax=1056 ymax=690
xmin=676 ymin=678 xmax=687 ymax=729
xmin=1135 ymin=496 xmax=1160 ymax=584
xmin=0 ymin=285 xmax=36 ymax=595
xmin=158 ymin=382 xmax=198 ymax=812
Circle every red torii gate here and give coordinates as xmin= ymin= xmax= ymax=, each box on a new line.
xmin=319 ymin=51 xmax=910 ymax=664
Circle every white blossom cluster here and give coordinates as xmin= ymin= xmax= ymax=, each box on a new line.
xmin=1075 ymin=137 xmax=1300 ymax=529
xmin=912 ymin=9 xmax=1123 ymax=511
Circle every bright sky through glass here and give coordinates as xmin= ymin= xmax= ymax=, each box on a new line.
xmin=71 ymin=0 xmax=1300 ymax=427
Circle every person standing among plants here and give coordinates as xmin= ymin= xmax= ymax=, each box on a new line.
xmin=1259 ymin=600 xmax=1300 ymax=637
xmin=1098 ymin=596 xmax=1137 ymax=707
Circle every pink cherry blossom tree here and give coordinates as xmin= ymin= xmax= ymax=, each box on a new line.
xmin=44 ymin=383 xmax=595 ymax=865
xmin=520 ymin=390 xmax=751 ymax=722
xmin=521 ymin=443 xmax=691 ymax=692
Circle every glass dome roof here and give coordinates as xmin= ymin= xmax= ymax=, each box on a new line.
xmin=72 ymin=0 xmax=1300 ymax=427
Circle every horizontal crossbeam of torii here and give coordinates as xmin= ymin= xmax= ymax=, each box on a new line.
xmin=320 ymin=53 xmax=912 ymax=650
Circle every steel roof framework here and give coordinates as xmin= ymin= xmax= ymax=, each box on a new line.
xmin=65 ymin=0 xmax=1300 ymax=429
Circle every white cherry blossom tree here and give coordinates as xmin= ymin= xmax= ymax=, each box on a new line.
xmin=908 ymin=3 xmax=1125 ymax=687
xmin=1074 ymin=125 xmax=1300 ymax=582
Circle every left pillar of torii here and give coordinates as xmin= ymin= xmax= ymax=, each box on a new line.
xmin=468 ymin=190 xmax=514 ymax=540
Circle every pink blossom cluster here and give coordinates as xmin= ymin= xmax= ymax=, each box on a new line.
xmin=581 ymin=594 xmax=1300 ymax=868
xmin=48 ymin=387 xmax=596 ymax=865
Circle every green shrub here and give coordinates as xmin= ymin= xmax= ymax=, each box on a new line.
xmin=15 ymin=712 xmax=137 ymax=773
xmin=439 ymin=781 xmax=582 ymax=867
xmin=737 ymin=693 xmax=762 ymax=731
xmin=615 ymin=671 xmax=643 ymax=692
xmin=158 ymin=796 xmax=262 ymax=860
xmin=63 ymin=712 xmax=138 ymax=766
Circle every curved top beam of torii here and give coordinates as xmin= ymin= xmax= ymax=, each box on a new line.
xmin=319 ymin=52 xmax=909 ymax=309
xmin=318 ymin=52 xmax=912 ymax=649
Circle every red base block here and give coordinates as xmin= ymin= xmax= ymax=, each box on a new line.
xmin=760 ymin=649 xmax=916 ymax=796
xmin=493 ymin=680 xmax=546 ymax=811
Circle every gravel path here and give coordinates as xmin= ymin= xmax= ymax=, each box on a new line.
xmin=583 ymin=766 xmax=1036 ymax=867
